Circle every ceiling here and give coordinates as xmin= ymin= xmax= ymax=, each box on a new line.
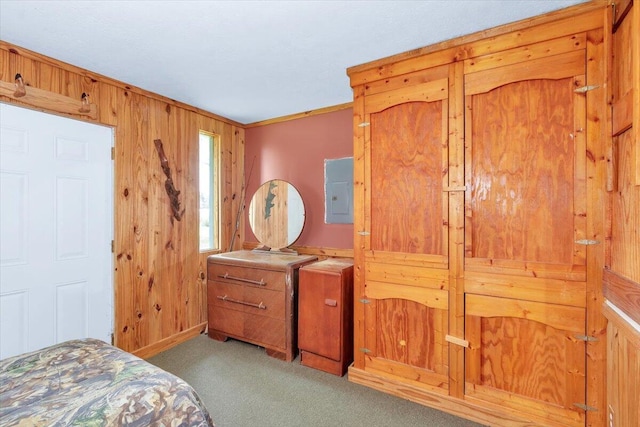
xmin=0 ymin=0 xmax=587 ymax=124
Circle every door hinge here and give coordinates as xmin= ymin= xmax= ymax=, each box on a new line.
xmin=575 ymin=239 xmax=600 ymax=245
xmin=574 ymin=403 xmax=598 ymax=412
xmin=359 ymin=347 xmax=371 ymax=354
xmin=111 ymin=147 xmax=115 ymax=160
xmin=359 ymin=298 xmax=371 ymax=304
xmin=358 ymin=230 xmax=370 ymax=236
xmin=111 ymin=240 xmax=114 ymax=253
xmin=110 ymin=333 xmax=114 ymax=345
xmin=575 ymin=334 xmax=599 ymax=342
xmin=358 ymin=122 xmax=370 ymax=127
xmin=574 ymin=85 xmax=600 ymax=94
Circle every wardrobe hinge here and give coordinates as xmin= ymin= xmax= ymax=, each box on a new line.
xmin=575 ymin=239 xmax=600 ymax=245
xmin=574 ymin=85 xmax=600 ymax=94
xmin=357 ymin=230 xmax=370 ymax=236
xmin=575 ymin=334 xmax=599 ymax=342
xmin=359 ymin=298 xmax=371 ymax=304
xmin=358 ymin=122 xmax=370 ymax=127
xmin=359 ymin=348 xmax=371 ymax=354
xmin=573 ymin=403 xmax=598 ymax=412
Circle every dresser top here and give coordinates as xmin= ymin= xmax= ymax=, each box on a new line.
xmin=207 ymin=250 xmax=317 ymax=270
xmin=301 ymin=258 xmax=354 ymax=273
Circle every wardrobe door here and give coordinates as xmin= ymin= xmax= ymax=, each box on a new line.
xmin=463 ymin=45 xmax=588 ymax=426
xmin=357 ymin=66 xmax=451 ymax=393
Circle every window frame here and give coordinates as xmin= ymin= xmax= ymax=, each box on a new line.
xmin=198 ymin=130 xmax=220 ymax=252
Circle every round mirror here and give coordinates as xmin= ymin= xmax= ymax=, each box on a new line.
xmin=248 ymin=180 xmax=305 ymax=251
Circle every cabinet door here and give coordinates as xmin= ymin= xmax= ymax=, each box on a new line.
xmin=298 ymin=269 xmax=342 ymax=361
xmin=358 ymin=66 xmax=451 ymax=393
xmin=463 ymin=46 xmax=588 ymax=426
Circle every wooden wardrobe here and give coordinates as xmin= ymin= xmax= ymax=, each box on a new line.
xmin=348 ymin=3 xmax=609 ymax=426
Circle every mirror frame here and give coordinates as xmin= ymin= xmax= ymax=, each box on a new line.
xmin=248 ymin=179 xmax=305 ymax=251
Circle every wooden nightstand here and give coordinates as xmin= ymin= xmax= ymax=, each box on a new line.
xmin=298 ymin=258 xmax=354 ymax=376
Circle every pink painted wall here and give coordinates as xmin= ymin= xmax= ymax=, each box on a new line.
xmin=244 ymin=108 xmax=353 ymax=249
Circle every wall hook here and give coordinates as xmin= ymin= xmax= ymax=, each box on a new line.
xmin=14 ymin=73 xmax=26 ymax=97
xmin=79 ymin=92 xmax=91 ymax=113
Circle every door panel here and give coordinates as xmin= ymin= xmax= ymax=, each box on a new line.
xmin=369 ymin=100 xmax=448 ymax=258
xmin=0 ymin=103 xmax=113 ymax=359
xmin=360 ymin=69 xmax=451 ymax=392
xmin=463 ymin=48 xmax=589 ymax=426
xmin=466 ymin=295 xmax=586 ymax=427
xmin=465 ymin=77 xmax=586 ymax=272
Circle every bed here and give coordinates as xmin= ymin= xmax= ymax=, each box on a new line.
xmin=0 ymin=338 xmax=214 ymax=426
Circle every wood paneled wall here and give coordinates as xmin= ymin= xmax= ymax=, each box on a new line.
xmin=603 ymin=303 xmax=640 ymax=427
xmin=606 ymin=1 xmax=640 ymax=425
xmin=0 ymin=42 xmax=245 ymax=357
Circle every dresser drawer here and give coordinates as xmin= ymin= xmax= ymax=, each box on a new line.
xmin=209 ymin=306 xmax=286 ymax=349
xmin=208 ymin=281 xmax=284 ymax=319
xmin=208 ymin=263 xmax=286 ymax=292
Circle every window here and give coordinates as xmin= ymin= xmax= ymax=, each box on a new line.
xmin=199 ymin=131 xmax=219 ymax=251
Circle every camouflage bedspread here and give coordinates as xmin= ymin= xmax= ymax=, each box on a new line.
xmin=0 ymin=338 xmax=214 ymax=426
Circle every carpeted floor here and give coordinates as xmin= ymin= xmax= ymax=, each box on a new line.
xmin=148 ymin=334 xmax=486 ymax=427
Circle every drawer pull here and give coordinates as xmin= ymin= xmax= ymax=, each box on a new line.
xmin=218 ymin=273 xmax=266 ymax=286
xmin=324 ymin=298 xmax=338 ymax=307
xmin=217 ymin=294 xmax=266 ymax=310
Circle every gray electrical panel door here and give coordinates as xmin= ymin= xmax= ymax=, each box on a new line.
xmin=324 ymin=157 xmax=353 ymax=224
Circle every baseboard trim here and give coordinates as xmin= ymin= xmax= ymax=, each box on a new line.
xmin=348 ymin=366 xmax=540 ymax=427
xmin=132 ymin=322 xmax=207 ymax=359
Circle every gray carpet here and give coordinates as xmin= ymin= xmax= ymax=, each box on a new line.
xmin=148 ymin=334 xmax=485 ymax=427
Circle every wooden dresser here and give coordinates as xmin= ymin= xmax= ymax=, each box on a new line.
xmin=298 ymin=258 xmax=354 ymax=376
xmin=207 ymin=250 xmax=317 ymax=361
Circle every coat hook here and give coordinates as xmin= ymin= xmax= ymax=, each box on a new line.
xmin=79 ymin=92 xmax=91 ymax=113
xmin=14 ymin=73 xmax=26 ymax=98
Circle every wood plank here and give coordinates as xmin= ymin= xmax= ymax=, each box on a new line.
xmin=634 ymin=2 xmax=640 ymax=185
xmin=464 ymin=33 xmax=587 ymax=74
xmin=244 ymin=102 xmax=352 ymax=128
xmin=365 ymin=78 xmax=448 ymax=113
xmin=349 ymin=366 xmax=547 ymax=426
xmin=0 ymin=79 xmax=97 ymax=119
xmin=464 ymin=271 xmax=586 ymax=307
xmin=584 ymin=28 xmax=608 ymax=427
xmin=603 ymin=302 xmax=640 ymax=427
xmin=363 ymin=65 xmax=449 ymax=97
xmin=448 ymin=61 xmax=465 ymax=399
xmin=365 ymin=250 xmax=447 ymax=268
xmin=464 ymin=385 xmax=584 ymax=427
xmin=612 ymin=90 xmax=634 ymax=136
xmin=366 ymin=261 xmax=448 ymax=289
xmin=465 ymin=257 xmax=586 ymax=282
xmin=365 ymin=281 xmax=448 ymax=310
xmin=352 ymin=85 xmax=366 ymax=370
xmin=465 ymin=294 xmax=585 ymax=333
xmin=603 ymin=269 xmax=640 ymax=325
xmin=465 ymin=50 xmax=584 ymax=95
xmin=133 ymin=322 xmax=206 ymax=359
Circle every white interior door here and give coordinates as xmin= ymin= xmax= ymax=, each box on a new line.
xmin=0 ymin=103 xmax=113 ymax=359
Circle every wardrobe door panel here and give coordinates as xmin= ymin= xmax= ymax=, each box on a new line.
xmin=463 ymin=48 xmax=589 ymax=426
xmin=465 ymin=295 xmax=586 ymax=427
xmin=359 ymin=70 xmax=451 ymax=392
